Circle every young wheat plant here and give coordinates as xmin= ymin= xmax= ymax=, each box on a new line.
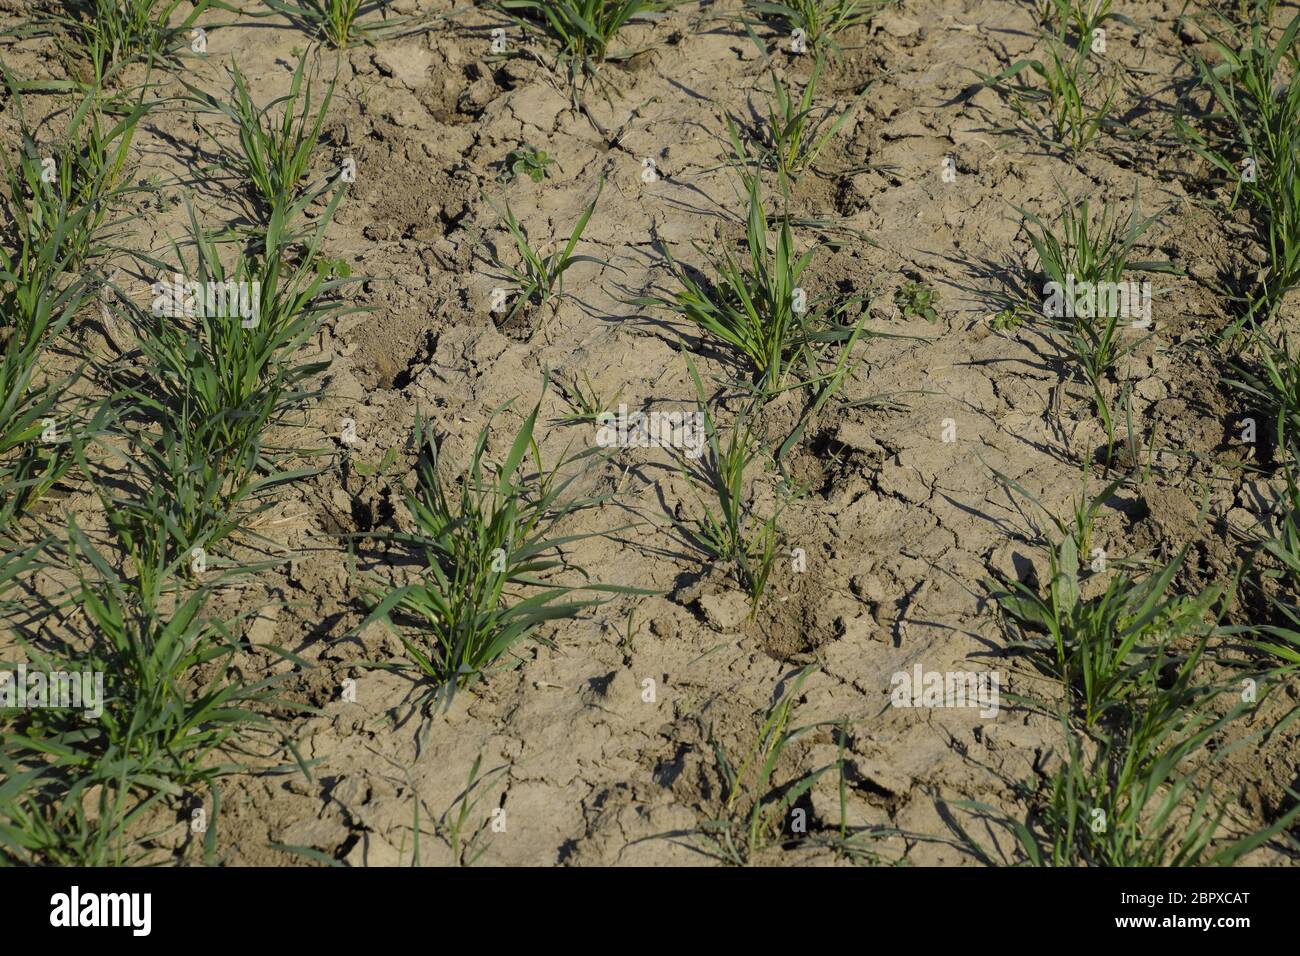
xmin=358 ymin=385 xmax=639 ymax=699
xmin=492 ymin=1 xmax=679 ymax=88
xmin=486 ymin=179 xmax=606 ymax=330
xmin=262 ymin=0 xmax=420 ymax=49
xmin=1176 ymin=6 xmax=1300 ymax=320
xmin=1018 ymin=192 xmax=1171 ymax=463
xmin=636 ymin=175 xmax=868 ymax=398
xmin=977 ymin=28 xmax=1121 ymax=155
xmin=183 ymin=50 xmax=337 ymax=223
xmin=743 ymin=0 xmax=886 ymax=51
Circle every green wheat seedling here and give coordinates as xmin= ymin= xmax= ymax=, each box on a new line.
xmin=1 ymin=84 xmax=148 ymax=524
xmin=0 ymin=521 xmax=299 ymax=865
xmin=492 ymin=1 xmax=678 ymax=88
xmin=1175 ymin=8 xmax=1300 ymax=320
xmin=986 ymin=457 xmax=1119 ymax=560
xmin=672 ymin=365 xmax=796 ymax=610
xmin=1011 ymin=683 xmax=1299 ymax=866
xmin=6 ymin=194 xmax=338 ymax=859
xmin=553 ymin=370 xmax=624 ymax=424
xmin=0 ymin=78 xmax=151 ymax=269
xmin=0 ymin=152 xmax=116 ymax=525
xmin=772 ymin=293 xmax=872 ymax=462
xmin=729 ymin=32 xmax=869 ymax=181
xmin=94 ymin=418 xmax=250 ymax=592
xmin=972 ymin=471 xmax=1300 ymax=864
xmin=486 ymin=179 xmax=606 ymax=329
xmin=1019 ymin=192 xmax=1165 ymax=292
xmin=1224 ymin=445 xmax=1300 ymax=672
xmin=0 ymin=363 xmax=101 ymax=534
xmin=358 ymin=388 xmax=636 ymax=699
xmin=1262 ymin=465 xmax=1300 ymax=575
xmin=1118 ymin=386 xmax=1160 ymax=484
xmin=1018 ymin=193 xmax=1169 ymax=463
xmin=985 ymin=464 xmax=1225 ymax=729
xmin=743 ymin=0 xmax=886 ymax=50
xmin=261 ymin=0 xmax=417 ymax=49
xmin=107 ymin=191 xmax=353 ymax=563
xmin=994 ymin=534 xmax=1224 ymax=730
xmin=0 ymin=750 xmax=163 ymax=865
xmin=688 ymin=666 xmax=844 ymax=865
xmin=1268 ymin=143 xmax=1300 ymax=315
xmin=1231 ymin=469 xmax=1300 ymax=667
xmin=1026 ymin=0 xmax=1061 ymax=29
xmin=425 ymin=756 xmax=507 ymax=866
xmin=635 ymin=175 xmax=868 ymax=398
xmin=1036 ymin=0 xmax=1130 ymax=40
xmin=0 ymin=533 xmax=48 ymax=616
xmin=46 ymin=0 xmax=213 ymax=86
xmin=1177 ymin=6 xmax=1300 ymax=202
xmin=961 ymin=698 xmax=1300 ymax=866
xmin=1225 ymin=329 xmax=1300 ymax=461
xmin=438 ymin=754 xmax=508 ymax=866
xmin=0 ymin=85 xmax=145 ymax=559
xmin=977 ymin=29 xmax=1121 ymax=154
xmin=617 ymin=603 xmax=643 ymax=655
xmin=383 ymin=752 xmax=506 ymax=866
xmin=182 ymin=51 xmax=336 ymax=223
xmin=0 ymin=251 xmax=85 ymax=527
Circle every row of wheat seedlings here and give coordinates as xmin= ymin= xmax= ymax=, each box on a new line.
xmin=0 ymin=11 xmax=362 ymax=860
xmin=461 ymin=3 xmax=899 ymax=865
xmin=1182 ymin=5 xmax=1300 ymax=804
xmin=960 ymin=0 xmax=1300 ymax=865
xmin=979 ymin=469 xmax=1300 ymax=864
xmin=0 ymin=69 xmax=160 ymax=862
